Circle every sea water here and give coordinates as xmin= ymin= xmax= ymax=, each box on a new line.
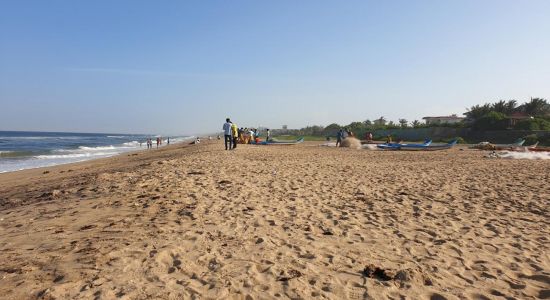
xmin=0 ymin=131 xmax=193 ymax=173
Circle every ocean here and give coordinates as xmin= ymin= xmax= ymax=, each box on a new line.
xmin=0 ymin=131 xmax=193 ymax=173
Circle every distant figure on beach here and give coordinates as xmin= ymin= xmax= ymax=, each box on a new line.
xmin=139 ymin=141 xmax=143 ymax=147
xmin=386 ymin=135 xmax=392 ymax=144
xmin=367 ymin=132 xmax=373 ymax=142
xmin=248 ymin=128 xmax=255 ymax=144
xmin=147 ymin=138 xmax=152 ymax=149
xmin=266 ymin=129 xmax=271 ymax=141
xmin=346 ymin=128 xmax=354 ymax=138
xmin=223 ymin=118 xmax=232 ymax=150
xmin=167 ymin=137 xmax=170 ymax=145
xmin=238 ymin=128 xmax=244 ymax=143
xmin=156 ymin=137 xmax=160 ymax=148
xmin=336 ymin=129 xmax=344 ymax=147
xmin=217 ymin=135 xmax=221 ymax=140
xmin=231 ymin=121 xmax=239 ymax=149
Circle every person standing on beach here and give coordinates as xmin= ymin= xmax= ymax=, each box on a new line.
xmin=156 ymin=137 xmax=160 ymax=148
xmin=336 ymin=129 xmax=343 ymax=147
xmin=266 ymin=129 xmax=271 ymax=142
xmin=223 ymin=118 xmax=232 ymax=150
xmin=231 ymin=121 xmax=239 ymax=149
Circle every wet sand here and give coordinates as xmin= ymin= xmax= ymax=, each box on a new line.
xmin=0 ymin=141 xmax=549 ymax=299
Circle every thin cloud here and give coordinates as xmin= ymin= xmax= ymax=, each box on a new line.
xmin=64 ymin=67 xmax=256 ymax=81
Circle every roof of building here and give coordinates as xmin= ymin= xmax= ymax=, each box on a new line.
xmin=508 ymin=112 xmax=531 ymax=119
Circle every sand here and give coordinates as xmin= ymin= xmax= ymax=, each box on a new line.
xmin=0 ymin=141 xmax=549 ymax=299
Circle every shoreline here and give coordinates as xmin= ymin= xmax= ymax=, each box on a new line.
xmin=0 ymin=140 xmax=201 ymax=209
xmin=0 ymin=135 xmax=195 ymax=175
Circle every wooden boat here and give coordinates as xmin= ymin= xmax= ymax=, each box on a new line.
xmin=470 ymin=139 xmax=525 ymax=150
xmin=253 ymin=137 xmax=304 ymax=145
xmin=507 ymin=142 xmax=539 ymax=152
xmin=521 ymin=143 xmax=550 ymax=152
xmin=399 ymin=139 xmax=457 ymax=151
xmin=376 ymin=140 xmax=432 ymax=150
xmin=527 ymin=147 xmax=550 ymax=152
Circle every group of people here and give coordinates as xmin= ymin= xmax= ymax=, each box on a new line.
xmin=222 ymin=118 xmax=269 ymax=150
xmin=335 ymin=128 xmax=374 ymax=147
xmin=223 ymin=118 xmax=239 ymax=150
xmin=335 ymin=128 xmax=354 ymax=147
xmin=143 ymin=137 xmax=169 ymax=149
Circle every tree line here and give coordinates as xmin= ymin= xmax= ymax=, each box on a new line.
xmin=274 ymin=98 xmax=550 ymax=137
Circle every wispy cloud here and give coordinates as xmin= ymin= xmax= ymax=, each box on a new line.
xmin=65 ymin=67 xmax=184 ymax=76
xmin=64 ymin=67 xmax=262 ymax=81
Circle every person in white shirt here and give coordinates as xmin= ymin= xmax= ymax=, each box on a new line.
xmin=222 ymin=118 xmax=233 ymax=150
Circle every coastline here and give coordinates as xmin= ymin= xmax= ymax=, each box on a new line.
xmin=0 ymin=134 xmax=195 ymax=174
xmin=0 ymin=141 xmax=549 ymax=299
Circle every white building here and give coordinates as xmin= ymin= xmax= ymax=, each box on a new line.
xmin=422 ymin=114 xmax=465 ymax=125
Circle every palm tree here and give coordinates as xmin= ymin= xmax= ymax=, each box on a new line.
xmin=412 ymin=120 xmax=421 ymax=128
xmin=398 ymin=118 xmax=408 ymax=128
xmin=492 ymin=100 xmax=507 ymax=114
xmin=518 ymin=98 xmax=550 ymax=117
xmin=504 ymin=100 xmax=518 ymax=115
xmin=374 ymin=116 xmax=387 ymax=126
xmin=464 ymin=103 xmax=492 ymax=120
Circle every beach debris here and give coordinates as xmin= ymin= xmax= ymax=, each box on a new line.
xmin=363 ymin=264 xmax=396 ymax=281
xmin=37 ymin=189 xmax=64 ymax=200
xmin=362 ymin=144 xmax=378 ymax=150
xmin=208 ymin=258 xmax=220 ymax=271
xmin=277 ymin=269 xmax=302 ymax=281
xmin=484 ymin=151 xmax=501 ymax=159
xmin=79 ymin=224 xmax=97 ymax=231
xmin=362 ymin=264 xmax=433 ymax=286
xmin=177 ymin=205 xmax=196 ymax=220
xmin=494 ymin=151 xmax=550 ymax=160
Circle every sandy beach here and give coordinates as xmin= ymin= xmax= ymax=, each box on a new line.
xmin=0 ymin=141 xmax=549 ymax=299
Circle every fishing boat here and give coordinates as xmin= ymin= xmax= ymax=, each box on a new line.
xmin=376 ymin=139 xmax=432 ymax=150
xmin=470 ymin=139 xmax=525 ymax=150
xmin=507 ymin=142 xmax=539 ymax=152
xmin=253 ymin=137 xmax=304 ymax=145
xmin=399 ymin=139 xmax=457 ymax=151
xmin=513 ymin=142 xmax=550 ymax=152
xmin=527 ymin=146 xmax=550 ymax=152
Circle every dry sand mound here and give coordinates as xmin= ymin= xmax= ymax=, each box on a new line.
xmin=340 ymin=137 xmax=362 ymax=149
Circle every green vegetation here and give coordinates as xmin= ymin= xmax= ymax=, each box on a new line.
xmin=273 ymin=97 xmax=550 ymax=139
xmin=270 ymin=98 xmax=549 ymax=147
xmin=465 ymin=98 xmax=550 ymax=130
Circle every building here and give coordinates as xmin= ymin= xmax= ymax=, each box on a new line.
xmin=507 ymin=112 xmax=532 ymax=128
xmin=422 ymin=114 xmax=465 ymax=125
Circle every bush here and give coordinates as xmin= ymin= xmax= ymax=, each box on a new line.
xmin=514 ymin=118 xmax=550 ymax=130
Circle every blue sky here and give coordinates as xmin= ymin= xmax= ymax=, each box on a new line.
xmin=1 ymin=0 xmax=549 ymax=135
